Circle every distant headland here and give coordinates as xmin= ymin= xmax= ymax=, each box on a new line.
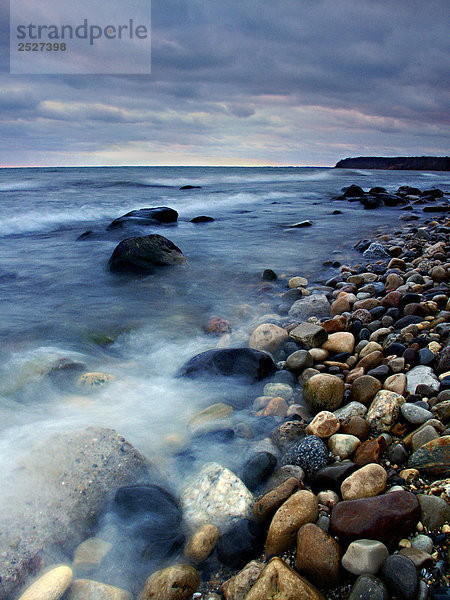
xmin=334 ymin=156 xmax=449 ymax=171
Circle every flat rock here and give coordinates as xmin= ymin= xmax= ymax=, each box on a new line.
xmin=383 ymin=373 xmax=407 ymax=395
xmin=17 ymin=566 xmax=73 ymax=600
xmin=139 ymin=565 xmax=200 ymax=600
xmin=0 ymin=427 xmax=148 ymax=600
xmin=303 ymin=374 xmax=345 ymax=412
xmin=177 ymin=348 xmax=276 ymax=381
xmin=330 ymin=490 xmax=420 ymax=547
xmin=296 ymin=523 xmax=341 ymax=586
xmin=288 ymin=294 xmax=330 ymax=321
xmin=289 ymin=322 xmax=328 ymax=348
xmin=342 ymin=539 xmax=389 ymax=575
xmin=366 ymin=390 xmax=405 ymax=432
xmin=407 ymin=436 xmax=450 ymax=476
xmin=341 ymin=463 xmax=387 ymax=500
xmin=265 ymin=490 xmax=318 ymax=555
xmin=243 ymin=557 xmax=325 ymax=600
xmin=181 ymin=463 xmax=254 ymax=531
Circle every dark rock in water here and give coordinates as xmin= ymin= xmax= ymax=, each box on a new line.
xmin=379 ymin=193 xmax=407 ymax=206
xmin=107 ymin=207 xmax=178 ymax=230
xmin=423 ymin=204 xmax=449 ymax=212
xmin=349 ymin=574 xmax=389 ymax=600
xmin=421 ymin=188 xmax=443 ymax=197
xmin=262 ymin=268 xmax=278 ymax=281
xmin=192 ymin=428 xmax=235 ymax=445
xmin=190 ymin=215 xmax=215 ymax=223
xmin=282 ymin=435 xmax=329 ymax=477
xmin=355 ymin=239 xmax=371 ymax=253
xmin=430 ymin=588 xmax=450 ymax=600
xmin=217 ymin=519 xmax=265 ymax=569
xmin=180 ymin=185 xmax=201 ymax=190
xmin=46 ymin=358 xmax=88 ymax=388
xmin=330 ymin=490 xmax=420 ymax=547
xmin=108 ymin=234 xmax=186 ymax=273
xmin=289 ymin=220 xmax=313 ymax=228
xmin=341 ymin=185 xmax=365 ymax=198
xmin=77 ymin=230 xmax=94 ymax=240
xmin=408 ymin=436 xmax=450 ymax=476
xmin=312 ymin=462 xmax=357 ymax=492
xmin=112 ymin=484 xmax=183 ymax=557
xmin=369 ymin=187 xmax=387 ymax=195
xmin=380 ymin=555 xmax=419 ymax=600
xmin=242 ymin=452 xmax=277 ymax=491
xmin=398 ymin=185 xmax=422 ymax=196
xmin=361 ymin=196 xmax=383 ymax=210
xmin=177 ymin=348 xmax=276 ymax=381
xmin=332 ymin=209 xmax=342 ymax=214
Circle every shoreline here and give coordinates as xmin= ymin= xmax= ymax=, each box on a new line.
xmin=3 ymin=182 xmax=449 ymax=600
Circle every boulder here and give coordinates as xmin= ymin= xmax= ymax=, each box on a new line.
xmin=330 ymin=490 xmax=420 ymax=547
xmin=0 ymin=427 xmax=148 ymax=600
xmin=181 ymin=463 xmax=254 ymax=531
xmin=107 ymin=207 xmax=178 ymax=230
xmin=305 ymin=411 xmax=340 ymax=438
xmin=217 ymin=519 xmax=265 ymax=569
xmin=108 ymin=234 xmax=186 ymax=273
xmin=380 ymin=555 xmax=419 ymax=600
xmin=177 ymin=348 xmax=276 ymax=381
xmin=281 ymin=436 xmax=329 ymax=477
xmin=253 ymin=477 xmax=302 ymax=522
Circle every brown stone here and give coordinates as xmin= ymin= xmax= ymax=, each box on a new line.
xmin=357 ymin=351 xmax=383 ymax=372
xmin=249 ymin=324 xmax=288 ymax=354
xmin=296 ymin=523 xmax=341 ymax=586
xmin=330 ymin=297 xmax=351 ymax=316
xmin=265 ymin=490 xmax=318 ymax=556
xmin=243 ymin=557 xmax=325 ymax=600
xmin=351 ymin=309 xmax=372 ymax=324
xmin=366 ymin=390 xmax=405 ymax=432
xmin=321 ymin=316 xmax=347 ymax=333
xmin=256 ymin=396 xmax=288 ymax=418
xmin=289 ymin=322 xmax=328 ymax=348
xmin=303 ymin=374 xmax=345 ymax=412
xmin=380 ymin=291 xmax=402 ymax=308
xmin=184 ymin=524 xmax=220 ymax=563
xmin=18 ymin=566 xmax=73 ymax=600
xmin=330 ymin=490 xmax=420 ymax=548
xmin=351 ymin=375 xmax=382 ymax=405
xmin=139 ymin=565 xmax=200 ymax=600
xmin=353 ymin=298 xmax=380 ymax=311
xmin=341 ymin=463 xmax=387 ymax=500
xmin=305 ymin=411 xmax=340 ymax=438
xmin=322 ymin=332 xmax=355 ymax=354
xmin=353 ymin=436 xmax=387 ymax=467
xmin=340 ymin=416 xmax=369 ymax=440
xmin=253 ymin=477 xmax=303 ymax=522
xmin=221 ymin=561 xmax=265 ymax=600
xmin=383 ymin=373 xmax=407 ymax=395
xmin=66 ymin=580 xmax=132 ymax=600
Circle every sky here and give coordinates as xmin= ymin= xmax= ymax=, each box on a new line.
xmin=0 ymin=0 xmax=449 ymax=167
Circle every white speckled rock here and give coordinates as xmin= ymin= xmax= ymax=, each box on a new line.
xmin=328 ymin=434 xmax=360 ymax=459
xmin=18 ymin=566 xmax=73 ymax=600
xmin=342 ymin=539 xmax=389 ymax=575
xmin=181 ymin=463 xmax=254 ymax=531
xmin=406 ymin=366 xmax=440 ymax=394
xmin=366 ymin=390 xmax=405 ymax=432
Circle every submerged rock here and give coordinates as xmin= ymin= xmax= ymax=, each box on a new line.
xmin=107 ymin=207 xmax=178 ymax=230
xmin=288 ymin=294 xmax=330 ymax=321
xmin=139 ymin=564 xmax=200 ymax=600
xmin=181 ymin=463 xmax=254 ymax=531
xmin=177 ymin=348 xmax=276 ymax=381
xmin=17 ymin=566 xmax=73 ymax=600
xmin=108 ymin=234 xmax=186 ymax=273
xmin=0 ymin=427 xmax=148 ymax=600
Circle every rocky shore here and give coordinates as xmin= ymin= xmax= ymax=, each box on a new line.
xmin=5 ymin=184 xmax=449 ymax=600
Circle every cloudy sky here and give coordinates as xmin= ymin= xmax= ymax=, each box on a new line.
xmin=1 ymin=0 xmax=449 ymax=167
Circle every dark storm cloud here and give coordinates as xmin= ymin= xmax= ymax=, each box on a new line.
xmin=0 ymin=0 xmax=449 ymax=165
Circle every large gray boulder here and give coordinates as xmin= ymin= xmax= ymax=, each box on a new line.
xmin=0 ymin=427 xmax=149 ymax=599
xmin=108 ymin=234 xmax=186 ymax=273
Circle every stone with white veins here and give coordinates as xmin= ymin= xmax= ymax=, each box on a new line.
xmin=406 ymin=365 xmax=440 ymax=394
xmin=181 ymin=463 xmax=254 ymax=532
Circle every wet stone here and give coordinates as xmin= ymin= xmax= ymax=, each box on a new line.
xmin=217 ymin=519 xmax=265 ymax=570
xmin=281 ymin=435 xmax=329 ymax=477
xmin=401 ymin=403 xmax=433 ymax=425
xmin=380 ymin=555 xmax=419 ymax=600
xmin=342 ymin=539 xmax=389 ymax=576
xmin=408 ymin=436 xmax=450 ymax=476
xmin=296 ymin=523 xmax=341 ymax=586
xmin=242 ymin=452 xmax=277 ymax=491
xmin=348 ymin=574 xmax=389 ymax=600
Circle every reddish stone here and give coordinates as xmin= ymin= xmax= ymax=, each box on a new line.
xmin=391 ymin=423 xmax=409 ymax=436
xmin=403 ymin=303 xmax=427 ymax=317
xmin=381 ymin=291 xmax=402 ymax=308
xmin=330 ymin=490 xmax=420 ymax=548
xmin=322 ymin=316 xmax=347 ymax=333
xmin=353 ymin=436 xmax=387 ymax=467
xmin=340 ymin=416 xmax=370 ymax=440
xmin=205 ymin=317 xmax=232 ymax=336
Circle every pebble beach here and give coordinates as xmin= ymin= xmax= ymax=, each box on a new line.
xmin=1 ymin=175 xmax=449 ymax=600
